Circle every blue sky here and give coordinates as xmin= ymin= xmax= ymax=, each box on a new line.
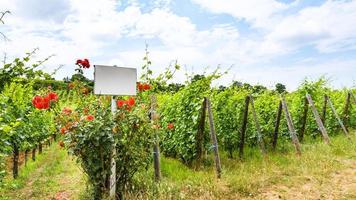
xmin=1 ymin=0 xmax=355 ymax=90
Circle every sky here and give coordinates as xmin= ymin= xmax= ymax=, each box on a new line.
xmin=0 ymin=0 xmax=356 ymax=90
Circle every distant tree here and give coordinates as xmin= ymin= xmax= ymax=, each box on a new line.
xmin=252 ymin=85 xmax=267 ymax=94
xmin=218 ymin=85 xmax=226 ymax=91
xmin=275 ymin=83 xmax=287 ymax=94
xmin=232 ymin=81 xmax=242 ymax=88
xmin=191 ymin=74 xmax=205 ymax=83
xmin=242 ymin=83 xmax=252 ymax=90
xmin=70 ymin=73 xmax=90 ymax=82
xmin=166 ymin=83 xmax=185 ymax=92
xmin=63 ymin=76 xmax=71 ymax=82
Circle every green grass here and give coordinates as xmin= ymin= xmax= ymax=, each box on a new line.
xmin=0 ymin=143 xmax=86 ymax=200
xmin=153 ymin=132 xmax=356 ymax=200
xmin=0 ymin=132 xmax=355 ymax=200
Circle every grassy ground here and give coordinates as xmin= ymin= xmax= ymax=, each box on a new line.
xmin=0 ymin=132 xmax=355 ymax=200
xmin=0 ymin=143 xmax=86 ymax=200
xmin=154 ymin=132 xmax=356 ymax=200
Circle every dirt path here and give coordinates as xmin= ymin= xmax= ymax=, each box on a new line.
xmin=252 ymin=160 xmax=356 ymax=200
xmin=0 ymin=144 xmax=86 ymax=200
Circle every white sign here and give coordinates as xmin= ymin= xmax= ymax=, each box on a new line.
xmin=94 ymin=65 xmax=137 ymax=96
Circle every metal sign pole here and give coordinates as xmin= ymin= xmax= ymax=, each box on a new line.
xmin=110 ymin=96 xmax=117 ymax=198
xmin=93 ymin=65 xmax=137 ymax=198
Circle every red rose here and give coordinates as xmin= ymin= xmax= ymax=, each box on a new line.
xmin=167 ymin=123 xmax=174 ymax=130
xmin=42 ymin=96 xmax=50 ymax=109
xmin=85 ymin=115 xmax=94 ymax=121
xmin=83 ymin=59 xmax=90 ymax=68
xmin=76 ymin=58 xmax=90 ymax=69
xmin=76 ymin=59 xmax=83 ymax=65
xmin=117 ymin=100 xmax=125 ymax=108
xmin=32 ymin=95 xmax=42 ymax=107
xmin=137 ymin=83 xmax=144 ymax=91
xmin=60 ymin=127 xmax=67 ymax=135
xmin=127 ymin=97 xmax=135 ymax=106
xmin=48 ymin=92 xmax=58 ymax=102
xmin=143 ymin=83 xmax=151 ymax=91
xmin=32 ymin=95 xmax=50 ymax=110
xmin=35 ymin=101 xmax=44 ymax=109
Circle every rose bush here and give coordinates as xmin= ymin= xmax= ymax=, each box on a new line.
xmin=59 ymin=95 xmax=114 ymax=199
xmin=58 ymin=60 xmax=154 ymax=199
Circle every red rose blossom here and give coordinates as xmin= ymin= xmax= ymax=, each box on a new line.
xmin=167 ymin=123 xmax=174 ymax=129
xmin=60 ymin=127 xmax=67 ymax=135
xmin=32 ymin=95 xmax=51 ymax=110
xmin=127 ymin=97 xmax=135 ymax=106
xmin=76 ymin=58 xmax=90 ymax=69
xmin=32 ymin=96 xmax=42 ymax=107
xmin=117 ymin=100 xmax=125 ymax=108
xmin=137 ymin=83 xmax=144 ymax=91
xmin=48 ymin=92 xmax=58 ymax=102
xmin=43 ymin=96 xmax=50 ymax=109
xmin=85 ymin=115 xmax=94 ymax=121
xmin=143 ymin=83 xmax=151 ymax=91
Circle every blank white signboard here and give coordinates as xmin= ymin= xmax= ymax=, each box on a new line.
xmin=94 ymin=65 xmax=137 ymax=96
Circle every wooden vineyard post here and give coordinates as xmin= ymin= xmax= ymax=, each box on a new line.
xmin=281 ymin=98 xmax=302 ymax=155
xmin=25 ymin=149 xmax=29 ymax=166
xmin=272 ymin=101 xmax=283 ymax=151
xmin=299 ymin=97 xmax=309 ymax=142
xmin=109 ymin=97 xmax=117 ymax=198
xmin=38 ymin=142 xmax=43 ymax=154
xmin=326 ymin=96 xmax=349 ymax=137
xmin=321 ymin=95 xmax=328 ymax=124
xmin=239 ymin=96 xmax=250 ymax=159
xmin=196 ymin=98 xmax=207 ymax=166
xmin=249 ymin=95 xmax=267 ymax=156
xmin=13 ymin=144 xmax=19 ymax=178
xmin=206 ymin=97 xmax=222 ymax=179
xmin=32 ymin=146 xmax=36 ymax=161
xmin=151 ymin=95 xmax=161 ymax=182
xmin=306 ymin=94 xmax=330 ymax=144
xmin=343 ymin=92 xmax=351 ymax=131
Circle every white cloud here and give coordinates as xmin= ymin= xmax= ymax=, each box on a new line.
xmin=192 ymin=0 xmax=356 ymax=54
xmin=191 ymin=0 xmax=290 ymax=29
xmin=1 ymin=0 xmax=242 ymax=78
xmin=0 ymin=0 xmax=355 ymax=90
xmin=266 ymin=0 xmax=356 ymax=53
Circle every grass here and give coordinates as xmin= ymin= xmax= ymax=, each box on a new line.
xmin=0 ymin=142 xmax=86 ymax=200
xmin=153 ymin=132 xmax=356 ymax=200
xmin=0 ymin=132 xmax=355 ymax=200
